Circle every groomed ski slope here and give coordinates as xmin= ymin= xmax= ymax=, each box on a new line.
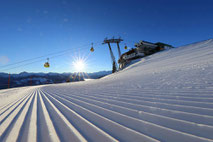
xmin=0 ymin=39 xmax=213 ymax=142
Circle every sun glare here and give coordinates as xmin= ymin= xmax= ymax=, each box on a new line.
xmin=73 ymin=59 xmax=85 ymax=72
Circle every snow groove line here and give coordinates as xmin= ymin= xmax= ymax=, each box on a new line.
xmin=23 ymin=91 xmax=38 ymax=142
xmin=128 ymin=96 xmax=213 ymax=108
xmin=70 ymin=92 xmax=213 ymax=116
xmin=17 ymin=91 xmax=37 ymax=142
xmin=0 ymin=104 xmax=11 ymax=111
xmin=0 ymin=91 xmax=32 ymax=116
xmin=90 ymin=91 xmax=213 ymax=103
xmin=94 ymin=92 xmax=213 ymax=109
xmin=52 ymin=88 xmax=213 ymax=116
xmin=130 ymin=93 xmax=213 ymax=103
xmin=44 ymin=91 xmax=159 ymax=142
xmin=0 ymin=92 xmax=33 ymax=141
xmin=0 ymin=92 xmax=29 ymax=113
xmin=101 ymin=88 xmax=213 ymax=95
xmin=1 ymin=91 xmax=35 ymax=142
xmin=58 ymin=92 xmax=213 ymax=126
xmin=42 ymin=90 xmax=119 ymax=142
xmin=39 ymin=90 xmax=87 ymax=142
xmin=49 ymin=92 xmax=213 ymax=142
xmin=0 ymin=91 xmax=33 ymax=126
xmin=0 ymin=93 xmax=31 ymax=123
xmin=132 ymin=94 xmax=213 ymax=102
xmin=0 ymin=87 xmax=35 ymax=110
xmin=119 ymin=90 xmax=213 ymax=97
xmin=55 ymin=92 xmax=213 ymax=139
xmin=37 ymin=91 xmax=60 ymax=142
xmin=89 ymin=88 xmax=213 ymax=95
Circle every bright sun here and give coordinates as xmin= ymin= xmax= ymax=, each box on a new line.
xmin=73 ymin=60 xmax=85 ymax=72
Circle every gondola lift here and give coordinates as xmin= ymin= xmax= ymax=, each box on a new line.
xmin=90 ymin=43 xmax=94 ymax=52
xmin=124 ymin=44 xmax=128 ymax=50
xmin=44 ymin=58 xmax=50 ymax=68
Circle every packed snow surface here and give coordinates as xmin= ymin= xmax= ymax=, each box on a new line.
xmin=0 ymin=39 xmax=213 ymax=142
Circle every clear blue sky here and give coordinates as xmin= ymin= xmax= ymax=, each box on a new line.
xmin=0 ymin=0 xmax=212 ymax=73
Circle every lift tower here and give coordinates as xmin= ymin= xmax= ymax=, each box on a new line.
xmin=103 ymin=37 xmax=123 ymax=73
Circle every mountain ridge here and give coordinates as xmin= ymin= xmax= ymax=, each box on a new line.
xmin=0 ymin=70 xmax=111 ymax=89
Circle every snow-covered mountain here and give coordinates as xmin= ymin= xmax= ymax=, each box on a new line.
xmin=0 ymin=71 xmax=111 ymax=89
xmin=0 ymin=73 xmax=8 ymax=78
xmin=0 ymin=39 xmax=213 ymax=142
xmin=0 ymin=71 xmax=111 ymax=78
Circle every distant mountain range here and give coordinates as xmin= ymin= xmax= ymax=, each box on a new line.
xmin=0 ymin=71 xmax=111 ymax=89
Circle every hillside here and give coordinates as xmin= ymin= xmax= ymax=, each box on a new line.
xmin=0 ymin=39 xmax=213 ymax=142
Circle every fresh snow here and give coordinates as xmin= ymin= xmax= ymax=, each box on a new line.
xmin=0 ymin=39 xmax=213 ymax=142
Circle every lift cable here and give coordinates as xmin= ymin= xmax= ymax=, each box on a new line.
xmin=0 ymin=41 xmax=101 ymax=71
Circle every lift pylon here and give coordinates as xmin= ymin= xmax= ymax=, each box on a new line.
xmin=103 ymin=37 xmax=123 ymax=73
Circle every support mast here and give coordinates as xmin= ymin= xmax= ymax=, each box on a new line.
xmin=103 ymin=37 xmax=123 ymax=73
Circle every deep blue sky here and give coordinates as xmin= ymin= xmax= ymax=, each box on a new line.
xmin=0 ymin=0 xmax=212 ymax=73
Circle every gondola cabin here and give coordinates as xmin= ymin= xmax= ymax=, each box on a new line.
xmin=44 ymin=62 xmax=50 ymax=68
